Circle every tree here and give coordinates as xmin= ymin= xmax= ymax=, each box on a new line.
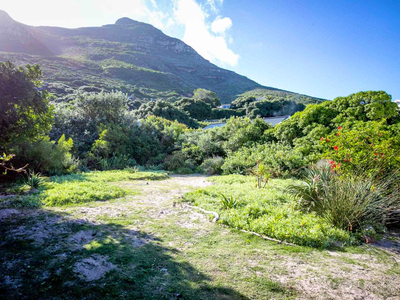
xmin=193 ymin=88 xmax=221 ymax=108
xmin=0 ymin=61 xmax=53 ymax=149
xmin=174 ymin=98 xmax=212 ymax=121
xmin=230 ymin=96 xmax=256 ymax=109
xmin=134 ymin=101 xmax=200 ymax=128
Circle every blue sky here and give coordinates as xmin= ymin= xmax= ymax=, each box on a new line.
xmin=2 ymin=0 xmax=399 ymax=100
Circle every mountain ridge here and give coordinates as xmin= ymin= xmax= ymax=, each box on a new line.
xmin=0 ymin=10 xmax=325 ymax=104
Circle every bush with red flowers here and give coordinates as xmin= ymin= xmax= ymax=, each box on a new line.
xmin=320 ymin=120 xmax=400 ymax=176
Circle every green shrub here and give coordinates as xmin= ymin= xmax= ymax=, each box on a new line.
xmin=24 ymin=170 xmax=44 ymax=189
xmin=10 ymin=135 xmax=77 ymax=175
xmin=222 ymin=143 xmax=307 ymax=177
xmin=289 ymin=166 xmax=399 ymax=231
xmin=200 ymin=156 xmax=224 ymax=175
xmin=164 ymin=152 xmax=185 ymax=171
xmin=320 ymin=121 xmax=400 ymax=176
xmin=220 ymin=194 xmax=239 ymax=209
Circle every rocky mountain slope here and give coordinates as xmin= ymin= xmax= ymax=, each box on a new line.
xmin=0 ymin=10 xmax=324 ymax=103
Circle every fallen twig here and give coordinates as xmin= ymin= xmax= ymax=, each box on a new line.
xmin=239 ymin=229 xmax=296 ymax=246
xmin=182 ymin=203 xmax=295 ymax=246
xmin=184 ymin=204 xmax=220 ymax=222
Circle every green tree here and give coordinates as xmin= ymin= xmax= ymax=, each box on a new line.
xmin=0 ymin=61 xmax=53 ymax=148
xmin=193 ymin=88 xmax=221 ymax=108
xmin=135 ymin=101 xmax=200 ymax=128
xmin=230 ymin=96 xmax=256 ymax=109
xmin=174 ymin=97 xmax=212 ymax=121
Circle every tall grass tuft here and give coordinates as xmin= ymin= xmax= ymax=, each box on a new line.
xmin=24 ymin=170 xmax=44 ymax=189
xmin=289 ymin=166 xmax=399 ymax=231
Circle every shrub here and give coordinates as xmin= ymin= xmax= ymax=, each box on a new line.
xmin=24 ymin=170 xmax=44 ymax=189
xmin=320 ymin=121 xmax=400 ymax=176
xmin=164 ymin=152 xmax=185 ymax=171
xmin=222 ymin=142 xmax=307 ymax=177
xmin=220 ymin=194 xmax=239 ymax=209
xmin=289 ymin=166 xmax=400 ymax=231
xmin=10 ymin=134 xmax=77 ymax=175
xmin=200 ymin=156 xmax=224 ymax=175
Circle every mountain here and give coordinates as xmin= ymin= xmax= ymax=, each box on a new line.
xmin=0 ymin=10 xmax=325 ymax=103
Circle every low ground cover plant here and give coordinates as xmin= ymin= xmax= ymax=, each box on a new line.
xmin=183 ymin=175 xmax=354 ymax=248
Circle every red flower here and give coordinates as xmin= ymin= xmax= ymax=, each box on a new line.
xmin=337 ymin=133 xmax=340 ymax=136
xmin=334 ymin=146 xmax=339 ymax=151
xmin=374 ymin=153 xmax=377 ymax=156
xmin=320 ymin=137 xmax=325 ymax=141
xmin=380 ymin=153 xmax=384 ymax=156
xmin=338 ymin=127 xmax=342 ymax=130
xmin=326 ymin=138 xmax=330 ymax=142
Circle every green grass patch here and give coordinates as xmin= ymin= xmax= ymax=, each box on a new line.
xmin=42 ymin=181 xmax=127 ymax=206
xmin=10 ymin=170 xmax=169 ymax=207
xmin=50 ymin=170 xmax=169 ymax=183
xmin=182 ymin=175 xmax=355 ymax=248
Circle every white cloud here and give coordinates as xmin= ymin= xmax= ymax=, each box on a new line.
xmin=173 ymin=0 xmax=239 ymax=67
xmin=211 ymin=17 xmax=232 ymax=34
xmin=206 ymin=0 xmax=224 ymax=12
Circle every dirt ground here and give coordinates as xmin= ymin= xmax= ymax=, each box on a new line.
xmin=1 ymin=175 xmax=399 ymax=299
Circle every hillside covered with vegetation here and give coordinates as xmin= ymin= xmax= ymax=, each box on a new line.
xmin=0 ymin=10 xmax=324 ymax=104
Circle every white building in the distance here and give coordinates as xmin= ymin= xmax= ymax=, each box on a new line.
xmin=395 ymin=99 xmax=400 ymax=107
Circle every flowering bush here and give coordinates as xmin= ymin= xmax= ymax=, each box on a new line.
xmin=320 ymin=120 xmax=400 ymax=176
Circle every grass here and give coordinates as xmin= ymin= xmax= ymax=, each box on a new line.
xmin=3 ymin=170 xmax=169 ymax=207
xmin=182 ymin=175 xmax=356 ymax=248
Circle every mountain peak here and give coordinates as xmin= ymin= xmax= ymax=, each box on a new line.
xmin=0 ymin=10 xmax=14 ymax=24
xmin=115 ymin=17 xmax=140 ymax=27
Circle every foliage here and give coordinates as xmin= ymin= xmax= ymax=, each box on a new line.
xmin=200 ymin=156 xmax=225 ymax=175
xmin=192 ymin=88 xmax=221 ymax=108
xmin=210 ymin=108 xmax=245 ymax=119
xmin=174 ymin=97 xmax=212 ymax=121
xmin=250 ymin=163 xmax=271 ymax=189
xmin=134 ymin=101 xmax=200 ymax=128
xmin=51 ymin=91 xmax=130 ymax=154
xmin=24 ymin=170 xmax=44 ymax=189
xmin=0 ymin=153 xmax=28 ymax=175
xmin=0 ymin=62 xmax=53 ymax=148
xmin=246 ymin=99 xmax=305 ymax=119
xmin=222 ymin=143 xmax=307 ymax=177
xmin=10 ymin=134 xmax=77 ymax=175
xmin=220 ymin=194 xmax=239 ymax=209
xmin=222 ymin=118 xmax=273 ymax=152
xmin=320 ymin=121 xmax=400 ymax=176
xmin=230 ymin=96 xmax=257 ymax=109
xmin=289 ymin=166 xmax=400 ymax=231
xmin=183 ymin=175 xmax=354 ymax=247
xmin=164 ymin=152 xmax=186 ymax=171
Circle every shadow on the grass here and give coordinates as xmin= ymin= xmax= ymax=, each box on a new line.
xmin=0 ymin=207 xmax=251 ymax=300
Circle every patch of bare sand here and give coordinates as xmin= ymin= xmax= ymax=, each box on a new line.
xmin=270 ymin=254 xmax=400 ymax=300
xmin=73 ymin=254 xmax=116 ymax=281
